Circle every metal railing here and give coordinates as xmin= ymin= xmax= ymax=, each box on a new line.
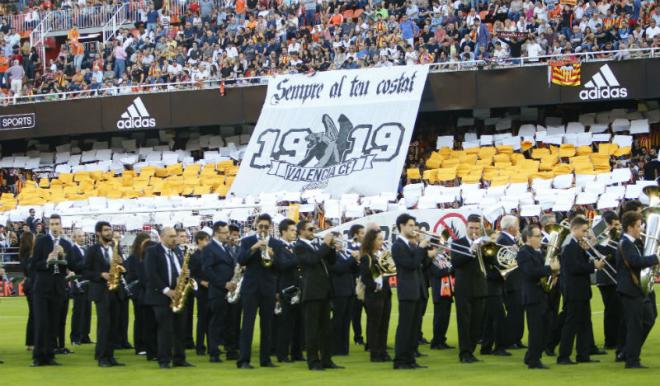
xmin=429 ymin=47 xmax=658 ymax=72
xmin=7 ymin=2 xmax=143 ymax=35
xmin=47 ymin=4 xmax=137 ymax=33
xmin=102 ymin=3 xmax=131 ymax=44
xmin=29 ymin=13 xmax=50 ymax=73
xmin=2 ymin=47 xmax=657 ymax=105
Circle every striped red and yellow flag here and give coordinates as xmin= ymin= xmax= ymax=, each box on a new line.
xmin=549 ymin=61 xmax=581 ymax=86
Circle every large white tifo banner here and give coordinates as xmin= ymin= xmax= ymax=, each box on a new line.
xmin=230 ymin=65 xmax=430 ymax=197
xmin=319 ymin=209 xmax=479 ymax=241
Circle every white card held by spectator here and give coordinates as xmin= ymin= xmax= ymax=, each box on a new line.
xmin=611 ymin=118 xmax=630 ymax=132
xmin=520 ymin=205 xmax=541 ymax=217
xmin=566 ymin=122 xmax=585 ymax=134
xmin=612 ymin=135 xmax=633 ymax=148
xmin=436 ymin=135 xmax=454 ymax=150
xmin=629 ymin=119 xmax=650 ymax=134
xmin=518 ymin=124 xmax=536 ymax=137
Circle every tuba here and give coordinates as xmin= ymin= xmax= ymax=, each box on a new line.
xmin=107 ymin=241 xmax=126 ymax=291
xmin=171 ymin=247 xmax=197 ymax=313
xmin=640 ymin=186 xmax=660 ymax=295
xmin=540 ymin=223 xmax=569 ymax=292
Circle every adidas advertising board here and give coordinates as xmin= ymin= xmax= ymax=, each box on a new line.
xmin=230 ymin=65 xmax=430 ymax=197
xmin=116 ymin=97 xmax=156 ymax=129
xmin=579 ymin=64 xmax=628 ymax=101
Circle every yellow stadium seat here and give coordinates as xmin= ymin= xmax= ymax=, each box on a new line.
xmin=559 ymin=144 xmax=576 ymax=158
xmin=598 ymin=143 xmax=618 ymax=155
xmin=495 ymin=145 xmax=514 ymax=154
xmin=407 ymin=168 xmax=421 ymax=180
xmin=425 ymin=158 xmax=441 ymax=169
xmin=422 ymin=169 xmax=437 ymax=182
xmin=461 ymin=174 xmax=481 ymax=184
xmin=614 ymin=146 xmax=631 ymax=157
xmin=478 ymin=147 xmax=497 ymax=159
xmin=38 ymin=178 xmax=49 ymax=188
xmin=531 ymin=148 xmax=550 ymax=159
xmin=576 ymin=145 xmax=593 ymax=156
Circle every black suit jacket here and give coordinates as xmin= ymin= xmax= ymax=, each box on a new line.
xmin=125 ymin=253 xmax=146 ymax=304
xmin=202 ymin=240 xmax=235 ymax=301
xmin=69 ymin=244 xmax=88 ymax=295
xmin=83 ymin=243 xmax=115 ymax=303
xmin=31 ymin=234 xmax=78 ymax=297
xmin=330 ymin=249 xmax=358 ymax=297
xmin=189 ymin=249 xmax=208 ymax=298
xmin=294 ymin=239 xmax=336 ymax=302
xmin=391 ymin=237 xmax=428 ymax=301
xmin=450 ymin=236 xmax=487 ymax=298
xmin=616 ymin=236 xmax=658 ymax=298
xmin=237 ymin=235 xmax=279 ymax=297
xmin=274 ymin=240 xmax=300 ymax=292
xmin=516 ymin=245 xmax=551 ymax=306
xmin=143 ymin=244 xmax=181 ymax=306
xmin=559 ymin=238 xmax=594 ymax=302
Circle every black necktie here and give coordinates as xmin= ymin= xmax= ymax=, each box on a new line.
xmin=167 ymin=250 xmax=178 ymax=288
xmin=102 ymin=247 xmax=110 ymax=264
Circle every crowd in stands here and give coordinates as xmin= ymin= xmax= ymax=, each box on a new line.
xmin=0 ymin=0 xmax=659 ymax=99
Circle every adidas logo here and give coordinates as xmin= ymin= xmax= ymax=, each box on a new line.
xmin=579 ymin=64 xmax=628 ymax=101
xmin=116 ymin=97 xmax=156 ymax=129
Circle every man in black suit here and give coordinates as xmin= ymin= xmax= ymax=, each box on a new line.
xmin=224 ymin=224 xmax=242 ymax=360
xmin=112 ymin=230 xmax=132 ymax=350
xmin=295 ymin=220 xmax=342 ymax=371
xmin=176 ymin=228 xmax=195 ymax=350
xmin=616 ymin=211 xmax=659 ymax=368
xmin=83 ymin=221 xmax=125 ymax=367
xmin=236 ymin=214 xmax=279 ymax=369
xmin=557 ymin=216 xmax=605 ymax=365
xmin=482 ymin=215 xmax=516 ymax=356
xmin=594 ymin=211 xmax=621 ymax=350
xmin=143 ymin=227 xmax=194 ymax=369
xmin=391 ymin=213 xmax=433 ymax=369
xmin=451 ymin=214 xmax=488 ymax=363
xmin=30 ymin=214 xmax=79 ymax=366
xmin=189 ymin=231 xmax=211 ymax=356
xmin=517 ymin=224 xmax=560 ymax=369
xmin=69 ymin=229 xmax=91 ymax=346
xmin=330 ymin=231 xmax=358 ymax=356
xmin=428 ymin=247 xmax=454 ymax=350
xmin=26 ymin=208 xmax=37 ymax=232
xmin=540 ymin=214 xmax=561 ymax=356
xmin=203 ymin=221 xmax=235 ymax=363
xmin=499 ymin=215 xmax=525 ymax=349
xmin=274 ymin=219 xmax=304 ymax=363
xmin=348 ymin=225 xmax=366 ymax=346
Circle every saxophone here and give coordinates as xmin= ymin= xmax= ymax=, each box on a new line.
xmin=226 ymin=264 xmax=244 ymax=304
xmin=107 ymin=241 xmax=126 ymax=291
xmin=171 ymin=246 xmax=196 ymax=313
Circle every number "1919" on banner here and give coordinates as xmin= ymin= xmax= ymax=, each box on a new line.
xmin=249 ymin=123 xmax=404 ymax=169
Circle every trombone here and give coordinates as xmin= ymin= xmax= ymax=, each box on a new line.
xmin=415 ymin=229 xmax=475 ymax=258
xmin=579 ymin=235 xmax=618 ymax=284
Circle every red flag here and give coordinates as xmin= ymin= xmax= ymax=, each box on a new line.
xmin=219 ymin=80 xmax=225 ymax=96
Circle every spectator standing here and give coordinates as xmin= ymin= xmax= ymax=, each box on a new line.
xmin=8 ymin=60 xmax=25 ymax=98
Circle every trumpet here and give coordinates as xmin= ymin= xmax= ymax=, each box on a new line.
xmin=258 ymin=231 xmax=273 ymax=268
